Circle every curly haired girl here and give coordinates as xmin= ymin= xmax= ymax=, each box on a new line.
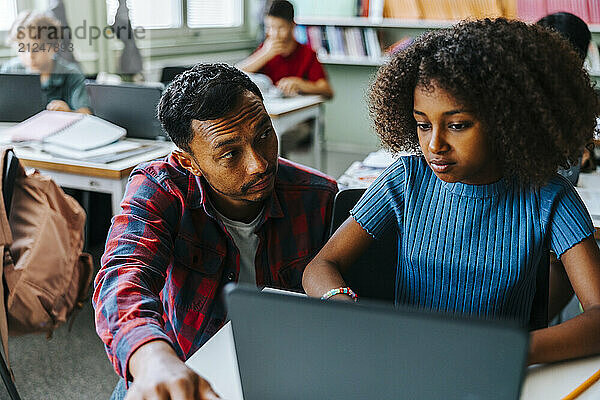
xmin=303 ymin=18 xmax=600 ymax=365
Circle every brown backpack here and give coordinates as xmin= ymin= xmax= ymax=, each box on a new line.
xmin=0 ymin=147 xmax=93 ymax=361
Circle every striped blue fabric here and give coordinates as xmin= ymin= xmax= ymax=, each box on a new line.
xmin=351 ymin=156 xmax=595 ymax=325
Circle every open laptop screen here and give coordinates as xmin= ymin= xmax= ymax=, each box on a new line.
xmin=225 ymin=284 xmax=528 ymax=400
xmin=86 ymin=82 xmax=167 ymax=140
xmin=0 ymin=73 xmax=45 ymax=122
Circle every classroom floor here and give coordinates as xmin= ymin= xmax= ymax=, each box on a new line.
xmin=0 ymin=145 xmax=370 ymax=400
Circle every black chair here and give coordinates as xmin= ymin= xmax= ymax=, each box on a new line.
xmin=331 ymin=188 xmax=549 ymax=329
xmin=160 ymin=66 xmax=192 ymax=86
xmin=529 ymin=250 xmax=549 ymax=331
xmin=1 ymin=149 xmax=22 ymax=400
xmin=3 ymin=150 xmax=19 ymax=219
xmin=330 ymin=189 xmax=396 ymax=303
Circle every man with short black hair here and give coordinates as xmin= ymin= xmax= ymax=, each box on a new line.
xmin=93 ymin=63 xmax=337 ymax=399
xmin=238 ymin=0 xmax=333 ymax=98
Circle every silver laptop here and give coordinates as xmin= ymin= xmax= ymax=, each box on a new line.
xmin=224 ymin=284 xmax=528 ymax=400
xmin=0 ymin=73 xmax=45 ymax=122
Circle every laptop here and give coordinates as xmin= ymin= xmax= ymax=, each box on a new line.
xmin=224 ymin=284 xmax=529 ymax=400
xmin=0 ymin=73 xmax=45 ymax=122
xmin=86 ymin=82 xmax=167 ymax=140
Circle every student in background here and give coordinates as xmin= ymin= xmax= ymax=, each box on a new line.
xmin=303 ymin=19 xmax=600 ymax=365
xmin=536 ymin=12 xmax=596 ymax=321
xmin=538 ymin=11 xmax=595 ymax=179
xmin=237 ymin=0 xmax=333 ymax=98
xmin=1 ymin=11 xmax=91 ymax=114
xmin=94 ymin=64 xmax=337 ymax=399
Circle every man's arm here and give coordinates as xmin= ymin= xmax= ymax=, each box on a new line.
xmin=92 ymin=170 xmax=219 ymax=399
xmin=126 ymin=340 xmax=220 ymax=400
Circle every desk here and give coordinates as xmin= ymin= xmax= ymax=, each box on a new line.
xmin=264 ymin=95 xmax=325 ymax=170
xmin=186 ymin=321 xmax=600 ymax=400
xmin=9 ymin=139 xmax=173 ymax=216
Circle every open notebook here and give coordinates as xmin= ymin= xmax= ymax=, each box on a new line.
xmin=3 ymin=110 xmax=125 ymax=151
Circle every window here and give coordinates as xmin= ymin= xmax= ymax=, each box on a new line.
xmin=106 ymin=0 xmax=243 ymax=29
xmin=106 ymin=0 xmax=182 ymax=29
xmin=0 ymin=0 xmax=18 ymax=31
xmin=187 ymin=0 xmax=243 ymax=28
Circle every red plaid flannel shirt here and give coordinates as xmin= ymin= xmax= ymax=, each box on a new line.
xmin=93 ymin=154 xmax=337 ymax=381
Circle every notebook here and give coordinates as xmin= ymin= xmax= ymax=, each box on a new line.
xmin=3 ymin=110 xmax=126 ymax=151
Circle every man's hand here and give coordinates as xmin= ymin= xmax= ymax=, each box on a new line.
xmin=277 ymin=77 xmax=305 ymax=96
xmin=46 ymin=99 xmax=72 ymax=112
xmin=126 ymin=340 xmax=221 ymax=400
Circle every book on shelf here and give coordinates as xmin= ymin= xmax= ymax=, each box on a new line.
xmin=364 ymin=28 xmax=382 ymax=58
xmin=301 ymin=23 xmax=385 ymax=62
xmin=297 ymin=0 xmax=600 ymax=23
xmin=590 ymin=0 xmax=600 ymax=23
xmin=546 ymin=0 xmax=589 ymax=22
xmin=369 ymin=0 xmax=385 ymax=20
xmin=384 ymin=0 xmax=422 ymax=19
xmin=516 ymin=0 xmax=547 ymax=22
xmin=359 ymin=0 xmax=370 ymax=17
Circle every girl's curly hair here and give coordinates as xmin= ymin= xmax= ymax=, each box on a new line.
xmin=369 ymin=18 xmax=599 ymax=185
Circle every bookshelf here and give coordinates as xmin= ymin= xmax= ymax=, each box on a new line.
xmin=317 ymin=55 xmax=387 ymax=66
xmin=296 ymin=16 xmax=454 ymax=29
xmin=297 ymin=18 xmax=435 ymax=67
xmin=292 ymin=0 xmax=600 ymax=153
xmin=297 ymin=17 xmax=600 ymax=79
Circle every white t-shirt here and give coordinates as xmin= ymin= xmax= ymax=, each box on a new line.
xmin=212 ymin=206 xmax=263 ymax=286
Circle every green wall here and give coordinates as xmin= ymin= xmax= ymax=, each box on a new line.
xmin=322 ymin=64 xmax=381 ymax=151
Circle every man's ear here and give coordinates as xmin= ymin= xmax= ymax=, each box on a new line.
xmin=173 ymin=149 xmax=203 ymax=177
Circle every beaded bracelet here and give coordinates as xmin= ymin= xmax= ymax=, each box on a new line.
xmin=320 ymin=287 xmax=358 ymax=302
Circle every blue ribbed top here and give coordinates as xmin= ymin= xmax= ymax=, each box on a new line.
xmin=351 ymin=156 xmax=594 ymax=325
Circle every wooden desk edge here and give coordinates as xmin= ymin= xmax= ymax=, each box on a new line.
xmin=19 ymin=159 xmax=135 ymax=179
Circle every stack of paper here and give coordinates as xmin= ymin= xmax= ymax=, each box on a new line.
xmin=3 ymin=110 xmax=126 ymax=151
xmin=6 ymin=110 xmax=82 ymax=142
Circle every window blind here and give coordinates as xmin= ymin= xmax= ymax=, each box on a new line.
xmin=106 ymin=0 xmax=182 ymax=29
xmin=0 ymin=0 xmax=18 ymax=31
xmin=187 ymin=0 xmax=243 ymax=28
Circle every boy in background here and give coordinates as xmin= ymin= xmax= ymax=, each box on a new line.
xmin=238 ymin=0 xmax=333 ymax=99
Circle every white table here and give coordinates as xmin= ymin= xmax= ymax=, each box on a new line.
xmin=6 ymin=137 xmax=173 ymax=216
xmin=1 ymin=95 xmax=325 ymax=215
xmin=264 ymin=95 xmax=325 ymax=170
xmin=186 ymin=321 xmax=600 ymax=400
